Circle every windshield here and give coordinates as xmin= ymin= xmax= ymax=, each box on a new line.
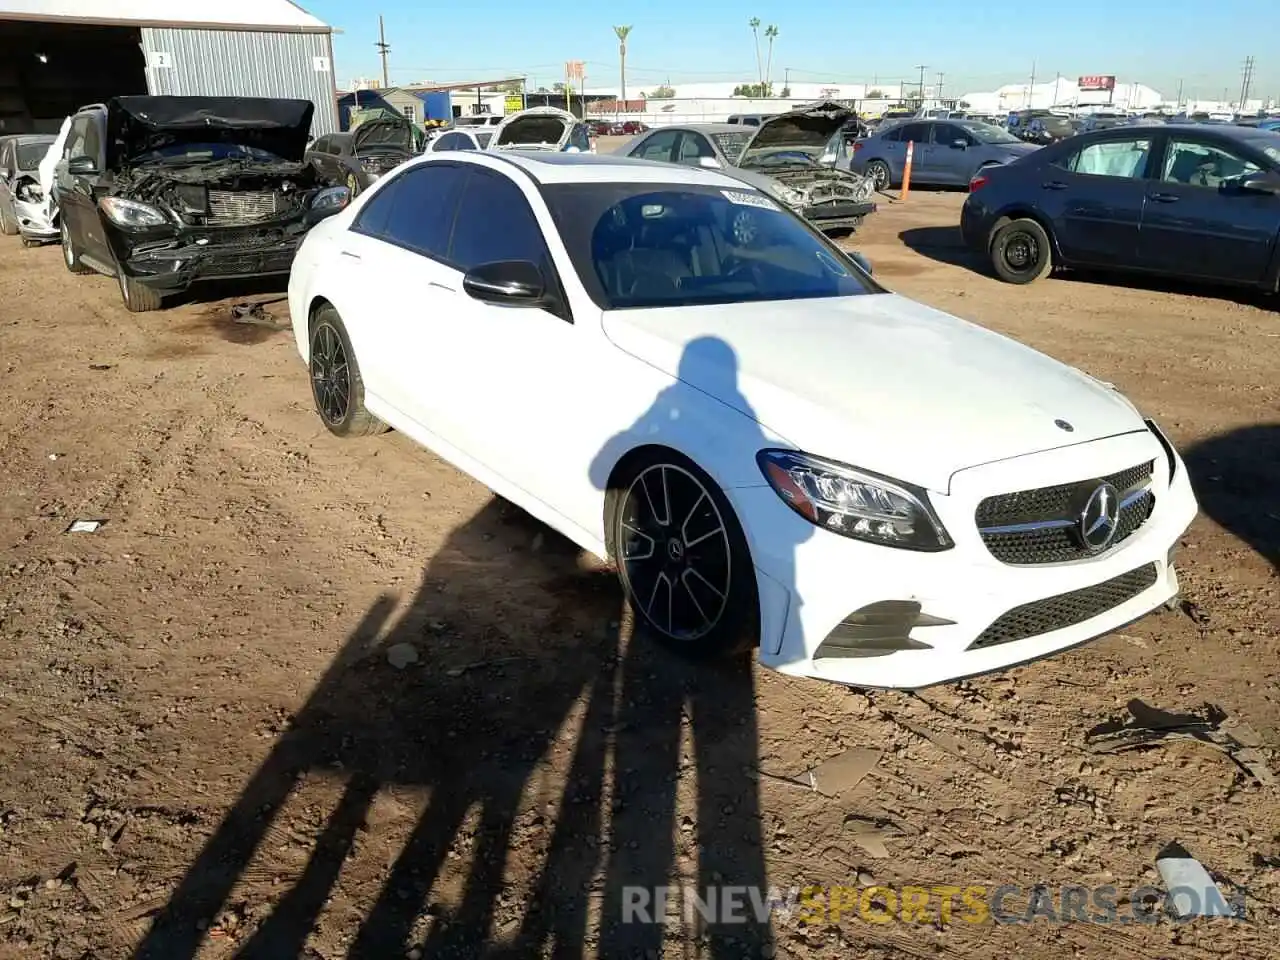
xmin=128 ymin=142 xmax=284 ymax=164
xmin=16 ymin=142 xmax=51 ymax=169
xmin=544 ymin=184 xmax=878 ymax=310
xmin=740 ymin=148 xmax=819 ymax=169
xmin=960 ymin=122 xmax=1020 ymax=144
xmin=711 ymin=131 xmax=751 ymax=161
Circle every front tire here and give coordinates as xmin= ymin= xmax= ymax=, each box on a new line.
xmin=308 ymin=305 xmax=388 ymax=437
xmin=61 ymin=220 xmax=93 ymax=275
xmin=118 ymin=270 xmax=164 ymax=312
xmin=989 ymin=217 xmax=1053 ymax=284
xmin=606 ymin=450 xmax=759 ymax=659
xmin=0 ymin=204 xmax=17 ymax=236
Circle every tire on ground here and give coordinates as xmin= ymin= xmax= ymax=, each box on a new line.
xmin=308 ymin=303 xmax=389 ymax=437
xmin=989 ymin=216 xmax=1053 ymax=284
xmin=605 ymin=448 xmax=759 ymax=660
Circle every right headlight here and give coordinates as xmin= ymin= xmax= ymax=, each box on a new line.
xmin=757 ymin=449 xmax=953 ymax=551
xmin=99 ymin=197 xmax=167 ymax=229
xmin=310 ymin=185 xmax=351 ymax=212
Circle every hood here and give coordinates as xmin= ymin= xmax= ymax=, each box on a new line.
xmin=352 ymin=117 xmax=414 ymax=153
xmin=492 ymin=108 xmax=575 ymax=150
xmin=740 ymin=101 xmax=853 ymax=159
xmin=107 ymin=96 xmax=315 ymax=166
xmin=601 ymin=295 xmax=1144 ymax=492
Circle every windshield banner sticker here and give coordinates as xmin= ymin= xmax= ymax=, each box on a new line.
xmin=721 ymin=190 xmax=778 ymax=210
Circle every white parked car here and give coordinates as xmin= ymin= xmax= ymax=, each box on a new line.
xmin=424 ymin=128 xmax=494 ymax=153
xmin=287 ymin=151 xmax=1197 ymax=689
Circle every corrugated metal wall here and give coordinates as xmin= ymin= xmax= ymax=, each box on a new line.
xmin=139 ymin=27 xmax=338 ymax=136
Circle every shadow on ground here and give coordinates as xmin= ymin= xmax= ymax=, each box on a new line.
xmin=1184 ymin=423 xmax=1280 ymax=572
xmin=898 ymin=226 xmax=988 ymax=271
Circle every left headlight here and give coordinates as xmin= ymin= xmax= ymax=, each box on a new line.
xmin=757 ymin=449 xmax=953 ymax=551
xmin=310 ymin=185 xmax=351 ymax=212
xmin=99 ymin=197 xmax=167 ymax=228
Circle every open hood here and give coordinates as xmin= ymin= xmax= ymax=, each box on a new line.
xmin=107 ymin=96 xmax=315 ymax=166
xmin=492 ymin=108 xmax=575 ymax=151
xmin=740 ymin=100 xmax=854 ymax=161
xmin=352 ymin=117 xmax=414 ymax=153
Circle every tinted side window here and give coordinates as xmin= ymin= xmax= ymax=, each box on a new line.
xmin=898 ymin=123 xmax=930 ymax=144
xmin=632 ymin=130 xmax=679 ymax=162
xmin=354 ymin=162 xmax=467 ymax=258
xmin=433 ymin=133 xmax=463 ymax=151
xmin=1161 ymin=138 xmax=1262 ymax=187
xmin=879 ymin=126 xmax=901 ymax=143
xmin=65 ymin=116 xmax=92 ymax=159
xmin=449 ymin=169 xmax=549 ymax=272
xmin=934 ymin=123 xmax=970 ymax=145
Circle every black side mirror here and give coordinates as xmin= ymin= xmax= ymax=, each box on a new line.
xmin=67 ymin=155 xmax=97 ymax=176
xmin=462 ymin=260 xmax=546 ymax=306
xmin=1238 ymin=172 xmax=1280 ymax=195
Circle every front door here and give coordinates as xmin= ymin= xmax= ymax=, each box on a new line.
xmin=1137 ymin=135 xmax=1278 ymax=283
xmin=1047 ymin=135 xmax=1154 ymax=266
xmin=56 ymin=114 xmax=110 ymax=261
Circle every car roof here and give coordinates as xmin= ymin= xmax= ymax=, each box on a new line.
xmin=416 ymin=150 xmax=753 ymax=188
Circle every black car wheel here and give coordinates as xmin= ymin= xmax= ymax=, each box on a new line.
xmin=865 ymin=160 xmax=892 ymax=192
xmin=989 ymin=217 xmax=1053 ymax=284
xmin=309 ymin=304 xmax=388 ymax=437
xmin=117 ymin=269 xmax=163 ymax=313
xmin=0 ymin=203 xmax=17 ymax=236
xmin=60 ymin=220 xmax=93 ymax=275
xmin=606 ymin=450 xmax=758 ymax=659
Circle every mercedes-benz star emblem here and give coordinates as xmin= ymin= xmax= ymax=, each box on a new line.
xmin=1055 ymin=419 xmax=1074 ymax=432
xmin=1078 ymin=482 xmax=1121 ymax=552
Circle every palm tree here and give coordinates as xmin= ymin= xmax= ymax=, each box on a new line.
xmin=613 ymin=25 xmax=632 ymax=114
xmin=748 ymin=18 xmax=763 ymax=87
xmin=764 ymin=25 xmax=779 ymax=93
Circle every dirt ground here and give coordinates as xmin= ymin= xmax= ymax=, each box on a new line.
xmin=0 ymin=190 xmax=1277 ymax=960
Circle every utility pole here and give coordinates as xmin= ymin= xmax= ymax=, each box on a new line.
xmin=914 ymin=64 xmax=927 ymax=103
xmin=784 ymin=67 xmax=790 ymax=90
xmin=935 ymin=71 xmax=944 ymax=102
xmin=1028 ymin=60 xmax=1036 ymax=108
xmin=1238 ymin=56 xmax=1255 ymax=112
xmin=1175 ymin=78 xmax=1183 ymax=108
xmin=375 ymin=15 xmax=390 ymax=89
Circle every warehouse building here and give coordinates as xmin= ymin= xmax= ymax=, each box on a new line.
xmin=0 ymin=0 xmax=338 ymax=135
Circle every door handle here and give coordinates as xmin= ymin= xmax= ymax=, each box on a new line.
xmin=1041 ymin=181 xmax=1068 ymax=190
xmin=1147 ymin=192 xmax=1179 ymax=203
xmin=339 ymin=249 xmax=362 ymax=261
xmin=428 ymin=281 xmax=456 ymax=293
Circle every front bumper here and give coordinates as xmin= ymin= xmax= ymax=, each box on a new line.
xmin=14 ymin=199 xmax=57 ymax=241
xmin=803 ymin=199 xmax=877 ymax=232
xmin=114 ymin=227 xmax=306 ymax=293
xmin=738 ymin=430 xmax=1198 ymax=689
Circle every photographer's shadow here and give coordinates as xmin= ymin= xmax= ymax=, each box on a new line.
xmin=1185 ymin=423 xmax=1280 ymax=572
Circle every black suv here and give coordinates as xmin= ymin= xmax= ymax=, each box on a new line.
xmin=56 ymin=96 xmax=349 ymax=312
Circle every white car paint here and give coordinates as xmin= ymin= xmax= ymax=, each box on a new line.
xmin=287 ymin=151 xmax=1198 ymax=690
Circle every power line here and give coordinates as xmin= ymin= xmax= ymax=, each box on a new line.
xmin=1238 ymin=55 xmax=1255 ymax=110
xmin=375 ymin=15 xmax=391 ymax=88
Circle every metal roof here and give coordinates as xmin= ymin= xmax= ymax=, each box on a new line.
xmin=0 ymin=0 xmax=329 ymax=32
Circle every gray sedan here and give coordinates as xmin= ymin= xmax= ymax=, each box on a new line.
xmin=0 ymin=134 xmax=56 ymax=239
xmin=849 ymin=119 xmax=1040 ymax=190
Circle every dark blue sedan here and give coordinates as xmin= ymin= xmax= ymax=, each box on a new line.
xmin=960 ymin=124 xmax=1280 ymax=288
xmin=849 ymin=118 xmax=1040 ymax=191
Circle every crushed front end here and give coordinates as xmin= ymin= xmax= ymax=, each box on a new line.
xmin=103 ymin=162 xmax=344 ymax=294
xmin=13 ymin=176 xmax=58 ymax=243
xmin=768 ymin=167 xmax=877 ymax=233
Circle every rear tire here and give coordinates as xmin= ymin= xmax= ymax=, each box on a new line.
xmin=60 ymin=220 xmax=93 ymax=275
xmin=865 ymin=159 xmax=892 ymax=192
xmin=605 ymin=449 xmax=759 ymax=660
xmin=0 ymin=205 xmax=17 ymax=236
xmin=308 ymin=304 xmax=389 ymax=437
xmin=118 ymin=270 xmax=164 ymax=312
xmin=989 ymin=217 xmax=1052 ymax=284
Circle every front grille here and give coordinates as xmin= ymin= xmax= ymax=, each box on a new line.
xmin=969 ymin=563 xmax=1158 ymax=650
xmin=977 ymin=461 xmax=1155 ymax=565
xmin=208 ymin=190 xmax=281 ymax=225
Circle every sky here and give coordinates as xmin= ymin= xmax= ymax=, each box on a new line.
xmin=302 ymin=0 xmax=1278 ymax=102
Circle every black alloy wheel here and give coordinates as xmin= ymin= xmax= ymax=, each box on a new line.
xmin=308 ymin=306 xmax=388 ymax=437
xmin=610 ymin=453 xmax=758 ymax=658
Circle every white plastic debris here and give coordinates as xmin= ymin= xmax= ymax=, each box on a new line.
xmin=1156 ymin=844 xmax=1235 ymax=918
xmin=66 ymin=520 xmax=102 ymax=534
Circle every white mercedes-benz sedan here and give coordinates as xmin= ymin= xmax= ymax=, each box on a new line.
xmin=286 ymin=150 xmax=1197 ymax=690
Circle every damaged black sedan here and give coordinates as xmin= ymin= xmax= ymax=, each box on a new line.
xmin=57 ymin=96 xmax=349 ymax=313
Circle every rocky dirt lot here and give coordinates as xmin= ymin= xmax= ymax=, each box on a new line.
xmin=0 ymin=190 xmax=1277 ymax=960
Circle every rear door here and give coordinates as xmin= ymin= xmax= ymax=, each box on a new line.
xmin=1136 ymin=133 xmax=1278 ymax=283
xmin=1042 ymin=133 xmax=1155 ymax=266
xmin=886 ymin=121 xmax=931 ymax=183
xmin=337 ymin=162 xmax=469 ymax=429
